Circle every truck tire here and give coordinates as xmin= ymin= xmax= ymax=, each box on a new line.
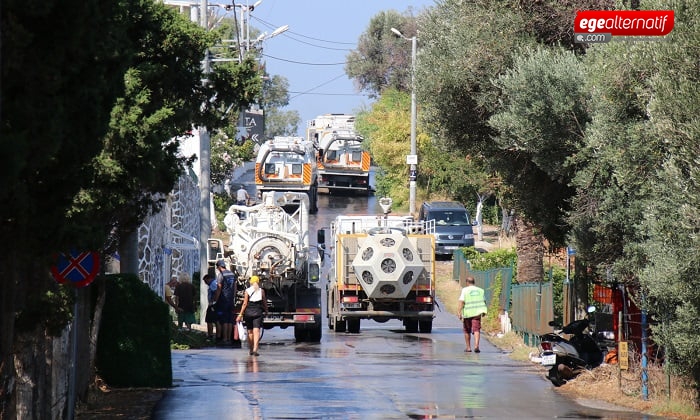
xmin=308 ymin=324 xmax=322 ymax=342
xmin=404 ymin=319 xmax=418 ymax=333
xmin=309 ymin=184 xmax=319 ymax=214
xmin=419 ymin=319 xmax=433 ymax=333
xmin=334 ymin=316 xmax=346 ymax=333
xmin=347 ymin=318 xmax=360 ymax=334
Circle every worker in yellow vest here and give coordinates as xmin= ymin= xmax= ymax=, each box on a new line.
xmin=458 ymin=276 xmax=488 ymax=353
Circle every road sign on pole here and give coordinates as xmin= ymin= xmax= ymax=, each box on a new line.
xmin=51 ymin=250 xmax=101 ymax=288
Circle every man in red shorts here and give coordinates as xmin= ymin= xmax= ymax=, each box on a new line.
xmin=458 ymin=276 xmax=488 ymax=353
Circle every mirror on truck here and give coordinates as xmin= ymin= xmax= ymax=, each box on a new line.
xmin=316 ymin=229 xmax=326 ymax=263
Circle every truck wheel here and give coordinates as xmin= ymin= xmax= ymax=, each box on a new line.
xmin=334 ymin=316 xmax=346 ymax=333
xmin=404 ymin=319 xmax=418 ymax=333
xmin=309 ymin=185 xmax=319 ymax=214
xmin=347 ymin=318 xmax=360 ymax=334
xmin=419 ymin=319 xmax=433 ymax=333
xmin=308 ymin=324 xmax=322 ymax=342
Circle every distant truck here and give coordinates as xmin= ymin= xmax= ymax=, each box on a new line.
xmin=319 ymin=198 xmax=437 ymax=334
xmin=255 ymin=136 xmax=319 ymax=213
xmin=306 ymin=114 xmax=371 ymax=194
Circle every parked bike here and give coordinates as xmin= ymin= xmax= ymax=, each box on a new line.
xmin=539 ymin=306 xmax=604 ymax=386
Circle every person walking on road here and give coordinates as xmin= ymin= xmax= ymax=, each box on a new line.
xmin=237 ymin=275 xmax=268 ymax=356
xmin=458 ymin=276 xmax=488 ymax=353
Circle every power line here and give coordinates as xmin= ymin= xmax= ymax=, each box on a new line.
xmin=290 ymin=74 xmax=347 ymax=99
xmin=288 ymin=91 xmax=370 ymax=97
xmin=262 ymin=53 xmax=350 ymax=66
xmin=251 ymin=15 xmax=356 ymax=46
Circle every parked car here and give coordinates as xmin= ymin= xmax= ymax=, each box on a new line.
xmin=418 ymin=201 xmax=475 ymax=255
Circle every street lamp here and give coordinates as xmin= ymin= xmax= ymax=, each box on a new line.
xmin=391 ymin=27 xmax=418 ymax=215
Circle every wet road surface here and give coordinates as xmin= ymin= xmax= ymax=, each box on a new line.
xmin=154 ymin=312 xmax=657 ymax=419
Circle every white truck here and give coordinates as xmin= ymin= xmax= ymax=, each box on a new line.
xmin=221 ymin=191 xmax=323 ymax=342
xmin=307 ymin=114 xmax=371 ymax=194
xmin=254 ymin=136 xmax=319 ymax=213
xmin=318 ymin=198 xmax=437 ymax=334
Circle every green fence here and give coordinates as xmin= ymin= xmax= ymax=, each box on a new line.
xmin=511 ymin=282 xmax=554 ymax=346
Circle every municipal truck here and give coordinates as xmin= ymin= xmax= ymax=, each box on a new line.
xmin=306 ymin=114 xmax=371 ymax=194
xmin=318 ymin=198 xmax=436 ymax=334
xmin=220 ymin=191 xmax=322 ymax=342
xmin=255 ymin=136 xmax=319 ymax=213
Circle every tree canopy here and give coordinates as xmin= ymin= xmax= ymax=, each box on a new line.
xmin=1 ymin=0 xmax=262 ymax=416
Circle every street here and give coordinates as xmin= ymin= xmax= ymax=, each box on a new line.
xmin=154 ymin=169 xmax=656 ymax=419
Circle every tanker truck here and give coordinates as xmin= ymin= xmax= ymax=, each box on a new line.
xmin=306 ymin=114 xmax=371 ymax=194
xmin=222 ymin=191 xmax=322 ymax=342
xmin=255 ymin=136 xmax=319 ymax=214
xmin=318 ymin=198 xmax=436 ymax=334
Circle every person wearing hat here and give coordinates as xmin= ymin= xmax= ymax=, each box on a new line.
xmin=237 ymin=275 xmax=268 ymax=356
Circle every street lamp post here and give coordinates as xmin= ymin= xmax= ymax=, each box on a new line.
xmin=391 ymin=28 xmax=418 ymax=215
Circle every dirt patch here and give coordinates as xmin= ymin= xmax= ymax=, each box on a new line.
xmin=76 ymin=385 xmax=166 ymax=419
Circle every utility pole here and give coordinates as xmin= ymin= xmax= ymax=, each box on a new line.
xmin=391 ymin=28 xmax=418 ymax=215
xmin=198 ymin=0 xmax=212 ymax=325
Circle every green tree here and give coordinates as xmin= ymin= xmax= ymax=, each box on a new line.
xmin=345 ymin=9 xmax=421 ymax=98
xmin=356 ymin=89 xmax=422 ymax=205
xmin=634 ymin=0 xmax=700 ymax=403
xmin=0 ymin=0 xmax=261 ymax=417
xmin=489 ymin=47 xmax=589 ymax=247
xmin=261 ymin=74 xmax=301 ymax=138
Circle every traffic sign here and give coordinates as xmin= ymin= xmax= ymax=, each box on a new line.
xmin=51 ymin=250 xmax=101 ymax=288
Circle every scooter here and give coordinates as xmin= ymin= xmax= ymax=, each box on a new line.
xmin=538 ymin=306 xmax=604 ymax=386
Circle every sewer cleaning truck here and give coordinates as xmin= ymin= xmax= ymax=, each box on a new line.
xmin=306 ymin=114 xmax=371 ymax=194
xmin=221 ymin=191 xmax=322 ymax=342
xmin=255 ymin=136 xmax=319 ymax=213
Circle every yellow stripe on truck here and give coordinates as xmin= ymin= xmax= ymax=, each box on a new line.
xmin=255 ymin=163 xmax=262 ymax=184
xmin=362 ymin=151 xmax=371 ymax=171
xmin=303 ymin=164 xmax=311 ymax=185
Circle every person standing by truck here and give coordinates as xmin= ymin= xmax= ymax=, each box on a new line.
xmin=458 ymin=276 xmax=488 ymax=353
xmin=214 ymin=260 xmax=237 ymax=346
xmin=236 ymin=185 xmax=249 ymax=206
xmin=237 ymin=276 xmax=268 ymax=356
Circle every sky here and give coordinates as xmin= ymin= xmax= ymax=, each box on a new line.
xmin=215 ymin=0 xmax=436 ymax=136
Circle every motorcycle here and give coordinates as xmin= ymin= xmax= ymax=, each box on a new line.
xmin=538 ymin=306 xmax=604 ymax=386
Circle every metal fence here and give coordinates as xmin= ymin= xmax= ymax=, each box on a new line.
xmin=511 ymin=282 xmax=554 ymax=346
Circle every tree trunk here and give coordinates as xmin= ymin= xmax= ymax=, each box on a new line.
xmin=85 ymin=278 xmax=107 ymax=399
xmin=514 ymin=215 xmax=545 ymax=284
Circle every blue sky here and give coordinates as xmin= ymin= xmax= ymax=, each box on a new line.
xmin=227 ymin=0 xmax=436 ymax=136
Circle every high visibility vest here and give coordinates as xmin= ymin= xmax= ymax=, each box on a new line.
xmin=460 ymin=285 xmax=488 ymax=318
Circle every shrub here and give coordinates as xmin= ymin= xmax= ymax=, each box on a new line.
xmin=96 ymin=274 xmax=172 ymax=387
